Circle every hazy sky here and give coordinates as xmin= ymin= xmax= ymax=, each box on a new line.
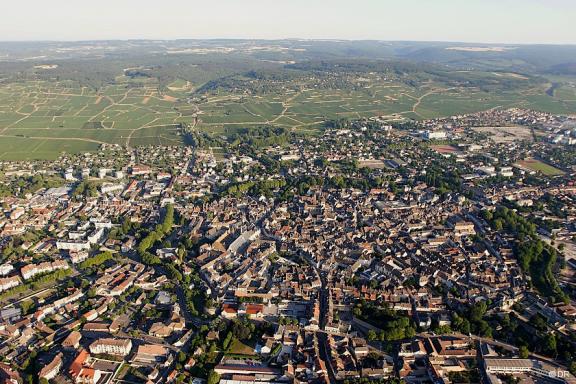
xmin=2 ymin=0 xmax=575 ymax=44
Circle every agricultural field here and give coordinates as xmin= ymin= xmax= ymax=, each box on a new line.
xmin=0 ymin=78 xmax=197 ymax=159
xmin=196 ymin=78 xmax=576 ymax=134
xmin=0 ymin=64 xmax=575 ymax=160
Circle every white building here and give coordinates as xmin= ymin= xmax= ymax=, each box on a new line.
xmin=64 ymin=167 xmax=76 ymax=181
xmin=56 ymin=240 xmax=91 ymax=251
xmin=483 ymin=358 xmax=570 ymax=383
xmin=100 ymin=183 xmax=124 ymax=194
xmin=39 ymin=353 xmax=63 ymax=380
xmin=89 ymin=338 xmax=133 ymax=356
xmin=423 ymin=130 xmax=447 ymax=140
xmin=98 ymin=168 xmax=110 ymax=179
xmin=20 ymin=261 xmax=69 ymax=281
xmin=0 ymin=276 xmax=21 ymax=292
xmin=70 ymin=251 xmax=89 ymax=264
xmin=69 ymin=231 xmax=87 ymax=240
xmin=88 ymin=228 xmax=106 ymax=245
xmin=0 ymin=263 xmax=14 ymax=276
xmin=499 ymin=167 xmax=514 ymax=177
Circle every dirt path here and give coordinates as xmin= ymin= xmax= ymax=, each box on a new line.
xmin=269 ymin=89 xmax=305 ymax=124
xmin=89 ymin=91 xmax=132 ymax=122
xmin=125 ymin=121 xmax=186 ymax=147
xmin=411 ymin=88 xmax=455 ymax=116
xmin=0 ymin=134 xmax=108 ymax=145
xmin=1 ymin=115 xmax=32 ymax=132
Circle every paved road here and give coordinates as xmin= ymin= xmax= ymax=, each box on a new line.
xmin=302 ymin=252 xmax=337 ymax=384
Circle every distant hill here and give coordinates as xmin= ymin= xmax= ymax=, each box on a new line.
xmin=1 ymin=40 xmax=576 ymax=75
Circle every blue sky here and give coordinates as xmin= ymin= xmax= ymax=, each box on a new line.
xmin=1 ymin=0 xmax=575 ymax=43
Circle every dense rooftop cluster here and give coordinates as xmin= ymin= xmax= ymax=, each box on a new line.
xmin=0 ymin=108 xmax=575 ymax=384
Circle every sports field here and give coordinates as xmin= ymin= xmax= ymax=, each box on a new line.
xmin=430 ymin=145 xmax=461 ymax=154
xmin=472 ymin=126 xmax=534 ymax=144
xmin=517 ymin=159 xmax=565 ymax=176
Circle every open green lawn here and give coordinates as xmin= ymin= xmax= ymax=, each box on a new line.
xmin=518 ymin=159 xmax=565 ymax=176
xmin=227 ymin=338 xmax=257 ymax=356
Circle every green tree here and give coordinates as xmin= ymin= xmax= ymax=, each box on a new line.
xmin=367 ymin=330 xmax=377 ymax=341
xmin=20 ymin=299 xmax=34 ymax=315
xmin=544 ymin=333 xmax=557 ymax=356
xmin=207 ymin=370 xmax=220 ymax=384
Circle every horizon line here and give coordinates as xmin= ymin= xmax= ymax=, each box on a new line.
xmin=0 ymin=37 xmax=575 ymax=46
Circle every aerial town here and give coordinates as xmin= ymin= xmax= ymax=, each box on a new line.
xmin=1 ymin=107 xmax=576 ymax=384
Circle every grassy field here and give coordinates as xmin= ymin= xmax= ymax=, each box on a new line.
xmin=517 ymin=159 xmax=565 ymax=176
xmin=227 ymin=338 xmax=257 ymax=356
xmin=0 ymin=72 xmax=575 ymax=160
